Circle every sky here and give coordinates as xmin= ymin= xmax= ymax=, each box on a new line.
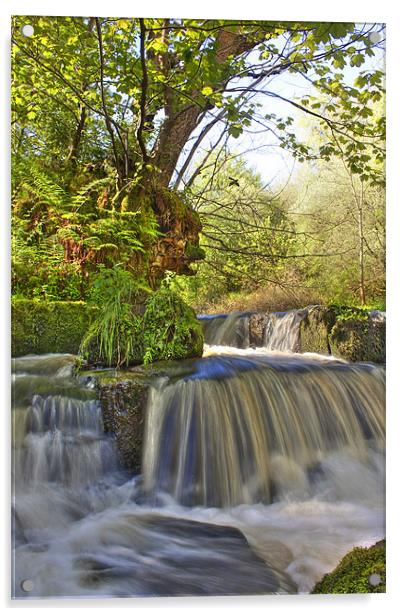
xmin=179 ymin=29 xmax=385 ymax=192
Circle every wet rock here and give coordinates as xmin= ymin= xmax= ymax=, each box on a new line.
xmin=330 ymin=319 xmax=385 ymax=363
xmin=75 ymin=513 xmax=297 ymax=596
xmin=299 ymin=306 xmax=336 ymax=355
xmin=12 ymin=353 xmax=80 ymax=377
xmin=98 ymin=375 xmax=149 ymax=474
xmin=249 ymin=312 xmax=270 ymax=347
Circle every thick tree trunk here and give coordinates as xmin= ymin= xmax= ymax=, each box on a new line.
xmin=151 ymin=28 xmax=262 ymax=186
xmin=142 ymin=27 xmax=266 ymax=283
xmin=153 ymin=106 xmax=202 ymax=185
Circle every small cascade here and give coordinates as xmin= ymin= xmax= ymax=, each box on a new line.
xmin=263 ymin=309 xmax=308 ymax=352
xmin=13 ymin=357 xmax=117 ymax=491
xmin=199 ymin=309 xmax=308 ymax=351
xmin=199 ymin=312 xmax=251 ymax=348
xmin=13 ymin=394 xmax=116 ymax=488
xmin=142 ymin=353 xmax=385 ymax=507
xmin=200 ymin=306 xmax=386 ymax=354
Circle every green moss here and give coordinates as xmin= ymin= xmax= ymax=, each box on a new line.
xmin=329 ymin=304 xmax=370 ymax=322
xmin=311 ymin=540 xmax=386 ymax=594
xmin=12 ymin=288 xmax=204 ymax=366
xmin=184 ymin=241 xmax=206 ymax=261
xmin=299 ymin=306 xmax=336 ymax=355
xmin=141 ymin=286 xmax=204 ymax=364
xmin=330 ymin=318 xmax=385 ymax=363
xmin=12 ymin=299 xmax=97 ymax=357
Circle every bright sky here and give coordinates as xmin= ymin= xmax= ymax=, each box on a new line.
xmin=181 ymin=32 xmax=385 ymax=191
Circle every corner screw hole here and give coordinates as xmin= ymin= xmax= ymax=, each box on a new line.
xmin=22 ymin=25 xmax=35 ymax=37
xmin=21 ymin=579 xmax=34 ymax=592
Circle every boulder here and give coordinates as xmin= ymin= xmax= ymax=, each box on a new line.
xmin=330 ymin=319 xmax=385 ymax=363
xmin=249 ymin=312 xmax=270 ymax=347
xmin=76 ymin=513 xmax=297 ymax=596
xmin=299 ymin=306 xmax=336 ymax=355
xmin=311 ymin=539 xmax=385 ymax=594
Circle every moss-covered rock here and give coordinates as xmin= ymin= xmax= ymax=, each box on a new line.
xmin=142 ymin=287 xmax=204 ymax=364
xmin=12 ymin=299 xmax=97 ymax=357
xmin=330 ymin=319 xmax=385 ymax=363
xmin=299 ymin=306 xmax=336 ymax=355
xmin=97 ymin=374 xmax=149 ymax=474
xmin=12 ymin=288 xmax=204 ymax=366
xmin=311 ymin=540 xmax=386 ymax=594
xmin=248 ymin=304 xmax=385 ymax=363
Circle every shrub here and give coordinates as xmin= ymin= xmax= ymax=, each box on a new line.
xmin=141 ymin=285 xmax=204 ymax=365
xmin=80 ymin=266 xmax=148 ymax=367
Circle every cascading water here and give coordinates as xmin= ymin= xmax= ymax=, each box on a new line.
xmin=199 ymin=312 xmax=251 ymax=348
xmin=12 ymin=354 xmax=295 ymax=597
xmin=263 ymin=309 xmax=308 ymax=351
xmin=199 ymin=308 xmax=309 ymax=352
xmin=142 ymin=353 xmax=384 ymax=508
xmin=12 ymin=315 xmax=385 ymax=598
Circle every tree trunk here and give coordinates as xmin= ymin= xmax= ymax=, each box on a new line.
xmin=152 ymin=28 xmax=263 ymax=186
xmin=358 ymin=204 xmax=366 ymax=305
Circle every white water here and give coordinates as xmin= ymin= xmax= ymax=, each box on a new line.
xmin=12 ymin=340 xmax=385 ymax=598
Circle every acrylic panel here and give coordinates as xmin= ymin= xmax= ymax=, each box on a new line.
xmin=11 ymin=15 xmax=386 ymax=599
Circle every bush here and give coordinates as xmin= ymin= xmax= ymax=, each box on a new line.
xmin=80 ymin=266 xmax=147 ymax=367
xmin=12 ymin=273 xmax=204 ymax=366
xmin=142 ymin=285 xmax=204 ymax=364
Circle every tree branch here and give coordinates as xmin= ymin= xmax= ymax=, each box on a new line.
xmin=95 ymin=18 xmax=123 ymax=185
xmin=137 ymin=18 xmax=150 ymax=163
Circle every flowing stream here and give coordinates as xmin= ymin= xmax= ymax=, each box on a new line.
xmin=12 ymin=315 xmax=385 ymax=598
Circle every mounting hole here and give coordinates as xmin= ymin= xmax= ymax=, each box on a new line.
xmin=21 ymin=579 xmax=34 ymax=592
xmin=368 ymin=32 xmax=381 ymax=44
xmin=368 ymin=573 xmax=381 ymax=587
xmin=21 ymin=25 xmax=34 ymax=37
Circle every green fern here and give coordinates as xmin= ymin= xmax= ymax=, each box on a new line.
xmin=20 ymin=166 xmax=69 ymax=207
xmin=80 ymin=266 xmax=150 ymax=366
xmin=70 ymin=177 xmax=113 ymax=211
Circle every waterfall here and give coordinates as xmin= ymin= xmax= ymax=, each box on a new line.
xmin=262 ymin=309 xmax=307 ymax=352
xmin=199 ymin=312 xmax=251 ymax=348
xmin=12 ymin=357 xmax=117 ymax=490
xmin=12 ymin=354 xmax=296 ymax=597
xmin=12 ymin=341 xmax=385 ymax=597
xmin=142 ymin=353 xmax=385 ymax=507
xmin=199 ymin=307 xmax=386 ymax=354
xmin=199 ymin=309 xmax=306 ymax=351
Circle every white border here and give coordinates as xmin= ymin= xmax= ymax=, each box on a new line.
xmin=1 ymin=1 xmax=401 ymax=614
